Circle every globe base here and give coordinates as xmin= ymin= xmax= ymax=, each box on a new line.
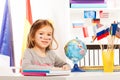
xmin=71 ymin=64 xmax=85 ymax=72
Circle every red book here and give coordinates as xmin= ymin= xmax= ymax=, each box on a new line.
xmin=21 ymin=72 xmax=46 ymax=76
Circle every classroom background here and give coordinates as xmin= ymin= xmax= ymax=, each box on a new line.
xmin=0 ymin=0 xmax=120 ymax=71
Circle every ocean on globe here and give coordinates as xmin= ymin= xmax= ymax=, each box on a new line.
xmin=64 ymin=39 xmax=87 ymax=64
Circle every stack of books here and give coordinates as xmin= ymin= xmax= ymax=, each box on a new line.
xmin=22 ymin=69 xmax=71 ymax=76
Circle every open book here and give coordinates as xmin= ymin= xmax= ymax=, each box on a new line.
xmin=22 ymin=69 xmax=71 ymax=76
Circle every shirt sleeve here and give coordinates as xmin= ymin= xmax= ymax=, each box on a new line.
xmin=21 ymin=49 xmax=52 ymax=70
xmin=53 ymin=51 xmax=70 ymax=67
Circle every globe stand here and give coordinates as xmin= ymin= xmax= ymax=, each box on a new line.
xmin=71 ymin=64 xmax=85 ymax=72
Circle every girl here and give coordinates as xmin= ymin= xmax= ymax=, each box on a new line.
xmin=22 ymin=19 xmax=71 ymax=71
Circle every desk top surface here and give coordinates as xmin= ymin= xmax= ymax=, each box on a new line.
xmin=1 ymin=72 xmax=120 ymax=80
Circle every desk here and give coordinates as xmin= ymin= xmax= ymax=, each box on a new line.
xmin=1 ymin=72 xmax=120 ymax=80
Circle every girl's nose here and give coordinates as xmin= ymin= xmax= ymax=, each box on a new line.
xmin=43 ymin=35 xmax=50 ymax=40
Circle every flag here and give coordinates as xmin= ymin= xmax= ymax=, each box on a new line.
xmin=99 ymin=10 xmax=109 ymax=18
xmin=82 ymin=27 xmax=89 ymax=37
xmin=0 ymin=0 xmax=15 ymax=66
xmin=110 ymin=23 xmax=118 ymax=35
xmin=84 ymin=10 xmax=96 ymax=19
xmin=92 ymin=19 xmax=100 ymax=24
xmin=72 ymin=23 xmax=84 ymax=28
xmin=96 ymin=26 xmax=109 ymax=40
xmin=97 ymin=23 xmax=103 ymax=28
xmin=21 ymin=0 xmax=33 ymax=59
xmin=115 ymin=27 xmax=120 ymax=38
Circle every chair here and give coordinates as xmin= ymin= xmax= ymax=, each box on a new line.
xmin=0 ymin=54 xmax=14 ymax=75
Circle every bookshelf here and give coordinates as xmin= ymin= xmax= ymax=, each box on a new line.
xmin=69 ymin=0 xmax=120 ymax=44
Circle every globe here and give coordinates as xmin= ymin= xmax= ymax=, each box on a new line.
xmin=64 ymin=38 xmax=87 ymax=72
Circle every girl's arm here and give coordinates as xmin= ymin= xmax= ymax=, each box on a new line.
xmin=54 ymin=53 xmax=71 ymax=70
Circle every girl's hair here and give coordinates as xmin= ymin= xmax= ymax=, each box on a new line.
xmin=27 ymin=19 xmax=58 ymax=50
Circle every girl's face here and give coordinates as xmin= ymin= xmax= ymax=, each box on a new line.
xmin=34 ymin=25 xmax=53 ymax=49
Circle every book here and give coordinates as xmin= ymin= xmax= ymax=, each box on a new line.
xmin=70 ymin=3 xmax=107 ymax=8
xmin=23 ymin=69 xmax=49 ymax=73
xmin=70 ymin=0 xmax=105 ymax=4
xmin=22 ymin=69 xmax=71 ymax=76
xmin=21 ymin=72 xmax=46 ymax=76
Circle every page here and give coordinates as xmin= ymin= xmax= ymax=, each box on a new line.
xmin=46 ymin=70 xmax=71 ymax=76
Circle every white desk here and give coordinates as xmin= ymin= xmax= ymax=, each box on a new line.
xmin=1 ymin=72 xmax=120 ymax=80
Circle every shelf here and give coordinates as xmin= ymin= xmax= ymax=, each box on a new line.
xmin=69 ymin=1 xmax=120 ymax=45
xmin=70 ymin=8 xmax=120 ymax=12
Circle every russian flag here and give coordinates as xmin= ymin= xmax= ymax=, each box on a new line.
xmin=96 ymin=26 xmax=110 ymax=40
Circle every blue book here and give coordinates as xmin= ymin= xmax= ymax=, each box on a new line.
xmin=23 ymin=69 xmax=50 ymax=73
xmin=70 ymin=3 xmax=107 ymax=8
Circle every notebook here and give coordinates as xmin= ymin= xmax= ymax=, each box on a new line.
xmin=22 ymin=72 xmax=46 ymax=76
xmin=22 ymin=69 xmax=71 ymax=76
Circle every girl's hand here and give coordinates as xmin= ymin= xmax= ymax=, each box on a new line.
xmin=62 ymin=65 xmax=71 ymax=70
xmin=51 ymin=65 xmax=71 ymax=70
xmin=51 ymin=67 xmax=62 ymax=70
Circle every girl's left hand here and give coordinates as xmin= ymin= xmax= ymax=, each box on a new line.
xmin=62 ymin=65 xmax=71 ymax=70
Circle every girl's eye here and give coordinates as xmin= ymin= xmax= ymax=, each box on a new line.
xmin=39 ymin=33 xmax=43 ymax=35
xmin=47 ymin=34 xmax=52 ymax=36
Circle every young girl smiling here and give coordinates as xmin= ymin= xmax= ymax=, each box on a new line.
xmin=22 ymin=19 xmax=70 ymax=71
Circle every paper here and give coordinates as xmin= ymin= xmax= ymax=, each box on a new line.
xmin=47 ymin=70 xmax=71 ymax=76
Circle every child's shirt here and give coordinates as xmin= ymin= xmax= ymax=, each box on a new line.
xmin=22 ymin=48 xmax=68 ymax=70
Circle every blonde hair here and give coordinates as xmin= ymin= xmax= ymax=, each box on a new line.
xmin=27 ymin=19 xmax=58 ymax=50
